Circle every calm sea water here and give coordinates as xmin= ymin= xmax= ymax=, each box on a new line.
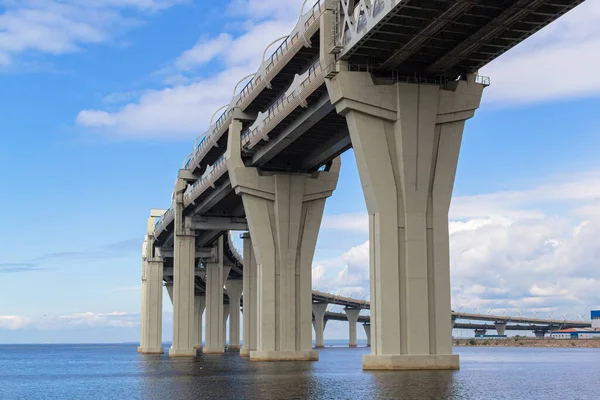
xmin=1 ymin=342 xmax=600 ymax=400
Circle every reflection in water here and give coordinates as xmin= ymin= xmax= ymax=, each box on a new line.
xmin=2 ymin=344 xmax=600 ymax=399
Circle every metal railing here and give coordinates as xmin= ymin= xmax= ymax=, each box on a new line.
xmin=183 ymin=155 xmax=228 ymax=206
xmin=242 ymin=60 xmax=324 ymax=149
xmin=185 ymin=0 xmax=324 ymax=174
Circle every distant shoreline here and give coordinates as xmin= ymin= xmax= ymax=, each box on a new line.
xmin=454 ymin=338 xmax=600 ymax=348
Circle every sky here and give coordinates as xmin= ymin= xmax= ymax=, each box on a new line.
xmin=1 ymin=0 xmax=600 ymax=344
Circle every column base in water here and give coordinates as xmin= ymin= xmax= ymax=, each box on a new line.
xmin=139 ymin=347 xmax=164 ymax=354
xmin=168 ymin=347 xmax=197 ymax=357
xmin=203 ymin=348 xmax=225 ymax=355
xmin=363 ymin=354 xmax=459 ymax=371
xmin=349 ymin=344 xmax=358 ymax=348
xmin=240 ymin=349 xmax=252 ymax=357
xmin=315 ymin=345 xmax=325 ymax=349
xmin=250 ymin=350 xmax=319 ymax=361
xmin=228 ymin=345 xmax=241 ymax=351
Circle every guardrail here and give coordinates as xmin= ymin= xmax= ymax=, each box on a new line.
xmin=185 ymin=0 xmax=324 ymax=174
xmin=242 ymin=60 xmax=324 ymax=149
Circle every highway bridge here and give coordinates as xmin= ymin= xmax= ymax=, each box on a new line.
xmin=139 ymin=0 xmax=587 ymax=370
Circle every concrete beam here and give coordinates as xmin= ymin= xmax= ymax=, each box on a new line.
xmin=250 ymin=94 xmax=334 ymax=167
xmin=190 ymin=216 xmax=248 ymax=231
xmin=159 ymin=247 xmax=214 ymax=258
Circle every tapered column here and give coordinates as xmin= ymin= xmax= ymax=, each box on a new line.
xmin=363 ymin=323 xmax=371 ymax=347
xmin=166 ymin=283 xmax=173 ymax=303
xmin=204 ymin=237 xmax=226 ymax=354
xmin=194 ymin=296 xmax=206 ymax=350
xmin=326 ymin=68 xmax=485 ymax=370
xmin=226 ymin=279 xmax=243 ymax=350
xmin=495 ymin=322 xmax=506 ymax=336
xmin=241 ymin=233 xmax=257 ymax=357
xmin=140 ymin=235 xmax=165 ymax=354
xmin=345 ymin=308 xmax=360 ymax=348
xmin=169 ymin=180 xmax=197 ymax=357
xmin=222 ymin=304 xmax=230 ymax=349
xmin=227 ymin=116 xmax=341 ymax=362
xmin=312 ymin=303 xmax=327 ymax=349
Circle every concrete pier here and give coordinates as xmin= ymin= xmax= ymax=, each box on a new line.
xmin=222 ymin=304 xmax=230 ymax=350
xmin=363 ymin=323 xmax=371 ymax=347
xmin=169 ymin=181 xmax=197 ymax=357
xmin=495 ymin=322 xmax=506 ymax=336
xmin=345 ymin=308 xmax=360 ymax=348
xmin=240 ymin=233 xmax=257 ymax=357
xmin=194 ymin=296 xmax=206 ymax=351
xmin=225 ymin=279 xmax=243 ymax=350
xmin=139 ymin=214 xmax=165 ymax=354
xmin=312 ymin=303 xmax=327 ymax=349
xmin=326 ymin=69 xmax=485 ymax=370
xmin=227 ymin=117 xmax=340 ymax=361
xmin=204 ymin=237 xmax=227 ymax=354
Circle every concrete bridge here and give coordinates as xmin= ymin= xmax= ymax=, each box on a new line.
xmin=139 ymin=0 xmax=586 ymax=370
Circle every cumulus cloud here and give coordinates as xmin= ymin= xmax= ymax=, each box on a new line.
xmin=315 ymin=170 xmax=600 ymax=318
xmin=0 ymin=0 xmax=185 ymax=69
xmin=0 ymin=312 xmax=139 ymax=331
xmin=481 ymin=1 xmax=600 ymax=104
xmin=74 ymin=1 xmax=306 ymax=137
xmin=0 ymin=315 xmax=32 ymax=330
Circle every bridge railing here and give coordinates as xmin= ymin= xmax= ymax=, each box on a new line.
xmin=185 ymin=0 xmax=324 ymax=174
xmin=153 ymin=207 xmax=174 ymax=238
xmin=242 ymin=60 xmax=324 ymax=149
xmin=183 ymin=155 xmax=227 ymax=207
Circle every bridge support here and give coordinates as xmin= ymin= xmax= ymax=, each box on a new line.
xmin=312 ymin=303 xmax=327 ymax=348
xmin=345 ymin=308 xmax=360 ymax=348
xmin=227 ymin=117 xmax=341 ymax=361
xmin=223 ymin=304 xmax=230 ymax=349
xmin=326 ymin=70 xmax=485 ymax=370
xmin=363 ymin=323 xmax=371 ymax=347
xmin=495 ymin=322 xmax=506 ymax=336
xmin=194 ymin=296 xmax=205 ymax=350
xmin=204 ymin=237 xmax=228 ymax=354
xmin=474 ymin=329 xmax=487 ymax=337
xmin=139 ymin=239 xmax=164 ymax=354
xmin=169 ymin=182 xmax=198 ymax=357
xmin=534 ymin=329 xmax=547 ymax=338
xmin=226 ymin=279 xmax=243 ymax=350
xmin=241 ymin=233 xmax=257 ymax=357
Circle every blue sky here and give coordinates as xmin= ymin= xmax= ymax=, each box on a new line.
xmin=1 ymin=0 xmax=600 ymax=343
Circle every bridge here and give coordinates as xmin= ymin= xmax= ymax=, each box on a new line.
xmin=138 ymin=0 xmax=586 ymax=370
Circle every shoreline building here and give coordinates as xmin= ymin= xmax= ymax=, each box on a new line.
xmin=551 ymin=310 xmax=600 ymax=339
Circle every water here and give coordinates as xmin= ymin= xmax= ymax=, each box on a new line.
xmin=1 ymin=342 xmax=600 ymax=399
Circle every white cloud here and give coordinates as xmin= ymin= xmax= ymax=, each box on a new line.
xmin=315 ymin=169 xmax=600 ymax=318
xmin=75 ymin=1 xmax=304 ymax=137
xmin=322 ymin=212 xmax=368 ymax=233
xmin=0 ymin=0 xmax=184 ymax=68
xmin=0 ymin=315 xmax=32 ymax=330
xmin=481 ymin=1 xmax=600 ymax=104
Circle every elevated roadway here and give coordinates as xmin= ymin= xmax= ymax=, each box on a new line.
xmin=139 ymin=0 xmax=587 ymax=370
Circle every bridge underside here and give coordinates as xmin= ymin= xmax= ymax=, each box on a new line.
xmin=343 ymin=0 xmax=584 ymax=79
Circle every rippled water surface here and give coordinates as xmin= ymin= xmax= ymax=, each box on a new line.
xmin=1 ymin=343 xmax=600 ymax=399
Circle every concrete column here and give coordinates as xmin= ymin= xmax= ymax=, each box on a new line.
xmin=494 ymin=322 xmax=506 ymax=336
xmin=139 ymin=239 xmax=165 ymax=354
xmin=363 ymin=323 xmax=371 ymax=347
xmin=138 ymin=257 xmax=147 ymax=353
xmin=225 ymin=279 xmax=243 ymax=350
xmin=326 ymin=67 xmax=485 ymax=370
xmin=204 ymin=236 xmax=227 ymax=354
xmin=222 ymin=304 xmax=230 ymax=349
xmin=169 ymin=182 xmax=197 ymax=357
xmin=227 ymin=117 xmax=341 ymax=362
xmin=194 ymin=296 xmax=206 ymax=350
xmin=345 ymin=308 xmax=360 ymax=348
xmin=166 ymin=283 xmax=173 ymax=303
xmin=312 ymin=303 xmax=327 ymax=349
xmin=241 ymin=233 xmax=258 ymax=357
xmin=534 ymin=330 xmax=546 ymax=338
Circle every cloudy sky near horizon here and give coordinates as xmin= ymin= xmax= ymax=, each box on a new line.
xmin=1 ymin=0 xmax=600 ymax=344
